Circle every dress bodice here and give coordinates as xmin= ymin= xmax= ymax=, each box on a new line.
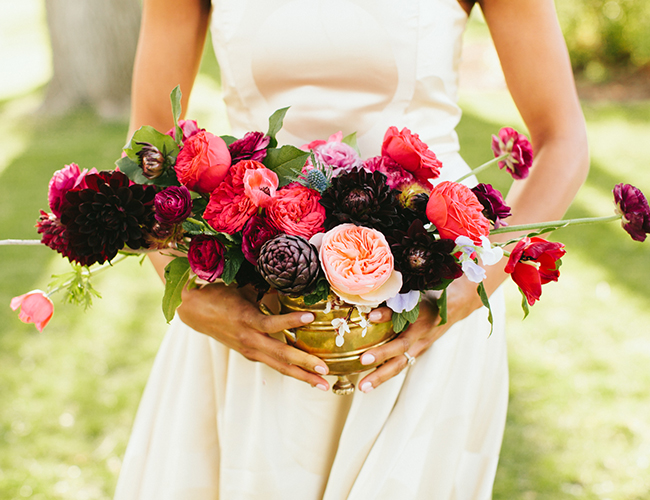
xmin=210 ymin=0 xmax=468 ymax=161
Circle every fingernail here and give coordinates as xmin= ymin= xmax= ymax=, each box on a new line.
xmin=316 ymin=383 xmax=328 ymax=392
xmin=360 ymin=353 xmax=375 ymax=365
xmin=314 ymin=365 xmax=328 ymax=375
xmin=369 ymin=311 xmax=382 ymax=322
xmin=301 ymin=313 xmax=314 ymax=323
xmin=361 ymin=382 xmax=373 ymax=393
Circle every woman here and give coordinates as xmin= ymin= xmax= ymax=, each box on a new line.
xmin=115 ymin=0 xmax=588 ymax=498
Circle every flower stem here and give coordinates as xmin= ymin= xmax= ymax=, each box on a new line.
xmin=455 ymin=154 xmax=508 ymax=184
xmin=0 ymin=239 xmax=42 ymax=246
xmin=490 ymin=214 xmax=621 ymax=235
xmin=185 ymin=217 xmax=205 ymax=227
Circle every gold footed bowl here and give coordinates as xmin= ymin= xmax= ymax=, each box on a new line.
xmin=261 ymin=294 xmax=397 ymax=395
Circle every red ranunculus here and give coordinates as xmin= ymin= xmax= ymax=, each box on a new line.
xmin=174 ymin=131 xmax=231 ymax=194
xmin=426 ymin=181 xmax=490 ymax=244
xmin=241 ymin=215 xmax=279 ymax=265
xmin=504 ymin=236 xmax=566 ymax=306
xmin=10 ymin=290 xmax=54 ymax=332
xmin=187 ymin=235 xmax=226 ymax=282
xmin=266 ymin=184 xmax=326 ymax=239
xmin=381 ymin=126 xmax=442 ymax=182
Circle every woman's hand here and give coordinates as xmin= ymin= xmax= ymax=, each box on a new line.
xmin=356 ymin=276 xmax=484 ymax=393
xmin=177 ymin=282 xmax=332 ymax=391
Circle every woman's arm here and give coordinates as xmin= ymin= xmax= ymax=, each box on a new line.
xmin=358 ymin=0 xmax=589 ymax=392
xmin=131 ymin=0 xmax=330 ymax=390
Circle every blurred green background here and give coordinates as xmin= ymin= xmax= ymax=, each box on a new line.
xmin=1 ymin=2 xmax=649 ymax=499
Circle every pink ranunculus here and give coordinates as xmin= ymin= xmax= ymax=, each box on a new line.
xmin=303 ymin=131 xmax=361 ymax=175
xmin=319 ymin=223 xmax=403 ymax=306
xmin=266 ymin=184 xmax=326 ymax=239
xmin=166 ymin=119 xmax=203 ymax=144
xmin=363 ymin=155 xmax=428 ymax=191
xmin=426 ymin=181 xmax=491 ymax=245
xmin=174 ymin=131 xmax=231 ymax=194
xmin=10 ymin=290 xmax=54 ymax=332
xmin=381 ymin=126 xmax=442 ymax=182
xmin=203 ymin=160 xmax=263 ymax=234
xmin=243 ymin=167 xmax=278 ymax=207
xmin=48 ymin=163 xmax=96 ymax=218
xmin=491 ymin=127 xmax=533 ymax=180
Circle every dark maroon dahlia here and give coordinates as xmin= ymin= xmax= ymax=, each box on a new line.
xmin=613 ymin=183 xmax=650 ymax=242
xmin=319 ymin=167 xmax=400 ymax=231
xmin=257 ymin=234 xmax=320 ymax=295
xmin=228 ymin=131 xmax=271 ymax=164
xmin=390 ymin=219 xmax=463 ymax=292
xmin=471 ymin=183 xmax=511 ymax=226
xmin=36 ymin=210 xmax=74 ymax=261
xmin=60 ymin=171 xmax=156 ymax=266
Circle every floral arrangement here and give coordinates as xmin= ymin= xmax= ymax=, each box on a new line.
xmin=6 ymin=87 xmax=650 ymax=342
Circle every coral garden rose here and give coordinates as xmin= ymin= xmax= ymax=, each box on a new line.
xmin=174 ymin=130 xmax=231 ymax=194
xmin=154 ymin=185 xmax=193 ymax=225
xmin=613 ymin=183 xmax=650 ymax=242
xmin=426 ymin=181 xmax=491 ymax=244
xmin=166 ymin=119 xmax=203 ymax=143
xmin=318 ymin=223 xmax=402 ymax=306
xmin=381 ymin=126 xmax=442 ymax=181
xmin=243 ymin=166 xmax=278 ymax=207
xmin=48 ymin=163 xmax=96 ymax=218
xmin=504 ymin=236 xmax=566 ymax=306
xmin=187 ymin=235 xmax=226 ymax=282
xmin=266 ymin=183 xmax=326 ymax=239
xmin=203 ymin=160 xmax=264 ymax=234
xmin=491 ymin=127 xmax=533 ymax=180
xmin=10 ymin=290 xmax=54 ymax=332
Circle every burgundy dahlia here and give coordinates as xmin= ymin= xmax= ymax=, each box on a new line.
xmin=389 ymin=219 xmax=463 ymax=292
xmin=319 ymin=167 xmax=400 ymax=231
xmin=613 ymin=183 xmax=650 ymax=242
xmin=36 ymin=210 xmax=74 ymax=261
xmin=241 ymin=215 xmax=280 ymax=265
xmin=60 ymin=171 xmax=156 ymax=266
xmin=187 ymin=235 xmax=226 ymax=282
xmin=228 ymin=131 xmax=271 ymax=164
xmin=154 ymin=186 xmax=193 ymax=225
xmin=257 ymin=234 xmax=320 ymax=295
xmin=491 ymin=127 xmax=533 ymax=180
xmin=471 ymin=183 xmax=511 ymax=226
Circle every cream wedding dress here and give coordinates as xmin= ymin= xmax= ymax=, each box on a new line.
xmin=114 ymin=1 xmax=508 ymax=499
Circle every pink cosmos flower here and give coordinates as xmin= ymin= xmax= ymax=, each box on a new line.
xmin=381 ymin=126 xmax=442 ymax=182
xmin=266 ymin=184 xmax=326 ymax=239
xmin=48 ymin=163 xmax=96 ymax=218
xmin=10 ymin=290 xmax=54 ymax=332
xmin=491 ymin=127 xmax=533 ymax=180
xmin=318 ymin=223 xmax=403 ymax=306
xmin=243 ymin=167 xmax=278 ymax=207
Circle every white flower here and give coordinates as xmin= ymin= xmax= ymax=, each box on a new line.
xmin=331 ymin=317 xmax=350 ymax=346
xmin=358 ymin=316 xmax=370 ymax=337
xmin=386 ymin=290 xmax=420 ymax=313
xmin=462 ymin=259 xmax=486 ymax=283
xmin=478 ymin=236 xmax=503 ymax=266
xmin=323 ymin=300 xmax=332 ymax=314
xmin=356 ymin=305 xmax=372 ymax=315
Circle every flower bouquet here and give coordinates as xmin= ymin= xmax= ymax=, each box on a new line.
xmin=5 ymin=87 xmax=650 ymax=393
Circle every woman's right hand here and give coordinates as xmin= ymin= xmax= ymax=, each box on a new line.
xmin=176 ymin=282 xmax=331 ymax=391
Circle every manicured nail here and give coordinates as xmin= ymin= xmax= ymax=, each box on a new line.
xmin=316 ymin=383 xmax=328 ymax=392
xmin=314 ymin=365 xmax=328 ymax=375
xmin=361 ymin=382 xmax=373 ymax=393
xmin=369 ymin=311 xmax=382 ymax=322
xmin=301 ymin=313 xmax=315 ymax=323
xmin=360 ymin=353 xmax=375 ymax=365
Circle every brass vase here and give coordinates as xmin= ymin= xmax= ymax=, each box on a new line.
xmin=261 ymin=294 xmax=397 ymax=395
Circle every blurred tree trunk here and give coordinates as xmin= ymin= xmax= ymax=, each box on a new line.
xmin=41 ymin=0 xmax=141 ymax=118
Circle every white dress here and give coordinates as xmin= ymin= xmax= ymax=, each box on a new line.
xmin=114 ymin=1 xmax=509 ymax=499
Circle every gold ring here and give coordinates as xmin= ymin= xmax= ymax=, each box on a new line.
xmin=404 ymin=352 xmax=416 ymax=366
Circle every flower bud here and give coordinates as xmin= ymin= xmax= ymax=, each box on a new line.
xmin=136 ymin=142 xmax=165 ymax=179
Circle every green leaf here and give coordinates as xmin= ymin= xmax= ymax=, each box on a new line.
xmin=341 ymin=132 xmax=360 ymax=155
xmin=303 ymin=278 xmax=330 ymax=306
xmin=266 ymin=107 xmax=289 ymax=148
xmin=124 ymin=125 xmax=179 ymax=164
xmin=162 ymin=257 xmax=191 ymax=323
xmin=170 ymin=85 xmax=183 ymax=147
xmin=402 ymin=302 xmax=420 ymax=323
xmin=115 ymin=156 xmax=149 ymax=185
xmin=222 ymin=247 xmax=245 ymax=285
xmin=437 ymin=288 xmax=448 ymax=326
xmin=392 ymin=311 xmax=409 ymax=333
xmin=192 ymin=196 xmax=208 ymax=214
xmin=477 ymin=282 xmax=494 ymax=336
xmin=182 ymin=219 xmax=205 ymax=235
xmin=262 ymin=145 xmax=309 ymax=187
xmin=519 ymin=288 xmax=530 ymax=319
xmin=220 ymin=134 xmax=238 ymax=146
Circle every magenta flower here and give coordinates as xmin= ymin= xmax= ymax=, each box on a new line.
xmin=363 ymin=155 xmax=428 ymax=191
xmin=166 ymin=119 xmax=203 ymax=144
xmin=471 ymin=183 xmax=512 ymax=227
xmin=613 ymin=183 xmax=650 ymax=242
xmin=48 ymin=163 xmax=96 ymax=218
xmin=229 ymin=131 xmax=271 ymax=164
xmin=187 ymin=235 xmax=226 ymax=282
xmin=154 ymin=186 xmax=193 ymax=225
xmin=303 ymin=131 xmax=361 ymax=175
xmin=491 ymin=127 xmax=533 ymax=180
xmin=241 ymin=215 xmax=279 ymax=265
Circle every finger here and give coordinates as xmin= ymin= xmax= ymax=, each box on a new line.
xmin=251 ymin=309 xmax=315 ymax=334
xmin=255 ymin=351 xmax=330 ymax=390
xmin=244 ymin=331 xmax=329 ymax=377
xmin=358 ymin=355 xmax=409 ymax=393
xmin=368 ymin=306 xmax=392 ymax=323
xmin=359 ymin=324 xmax=424 ymax=367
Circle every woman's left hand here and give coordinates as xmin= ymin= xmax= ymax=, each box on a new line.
xmin=357 ymin=276 xmax=484 ymax=393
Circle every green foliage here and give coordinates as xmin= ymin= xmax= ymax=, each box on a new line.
xmin=266 ymin=107 xmax=289 ymax=148
xmin=122 ymin=125 xmax=179 ymax=187
xmin=303 ymin=278 xmax=330 ymax=306
xmin=222 ymin=246 xmax=245 ymax=285
xmin=477 ymin=282 xmax=494 ymax=335
xmin=162 ymin=257 xmax=190 ymax=322
xmin=48 ymin=265 xmax=101 ymax=310
xmin=170 ymin=85 xmax=183 ymax=147
xmin=392 ymin=303 xmax=420 ymax=333
xmin=262 ymin=145 xmax=310 ymax=187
